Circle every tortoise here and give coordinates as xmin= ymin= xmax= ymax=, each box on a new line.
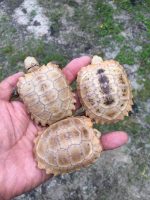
xmin=17 ymin=56 xmax=76 ymax=126
xmin=34 ymin=116 xmax=102 ymax=175
xmin=77 ymin=55 xmax=133 ymax=124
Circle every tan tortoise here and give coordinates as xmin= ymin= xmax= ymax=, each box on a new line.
xmin=77 ymin=56 xmax=133 ymax=124
xmin=17 ymin=56 xmax=76 ymax=126
xmin=34 ymin=116 xmax=102 ymax=175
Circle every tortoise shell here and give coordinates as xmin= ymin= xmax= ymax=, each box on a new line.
xmin=34 ymin=117 xmax=102 ymax=175
xmin=77 ymin=56 xmax=133 ymax=124
xmin=17 ymin=57 xmax=76 ymax=126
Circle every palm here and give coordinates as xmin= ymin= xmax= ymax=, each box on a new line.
xmin=0 ymin=100 xmax=48 ymax=199
xmin=0 ymin=57 xmax=128 ymax=200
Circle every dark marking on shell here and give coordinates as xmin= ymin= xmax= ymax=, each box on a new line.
xmin=119 ymin=74 xmax=126 ymax=84
xmin=97 ymin=69 xmax=110 ymax=94
xmin=88 ymin=98 xmax=94 ymax=105
xmin=97 ymin=69 xmax=104 ymax=74
xmin=41 ymin=83 xmax=48 ymax=91
xmin=103 ymin=96 xmax=114 ymax=105
xmin=97 ymin=69 xmax=115 ymax=106
xmin=100 ymin=81 xmax=110 ymax=94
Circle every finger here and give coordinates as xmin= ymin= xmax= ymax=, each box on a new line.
xmin=100 ymin=131 xmax=128 ymax=150
xmin=63 ymin=56 xmax=91 ymax=84
xmin=0 ymin=72 xmax=24 ymax=101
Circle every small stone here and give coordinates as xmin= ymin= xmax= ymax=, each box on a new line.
xmin=33 ymin=20 xmax=41 ymax=26
xmin=22 ymin=8 xmax=27 ymax=14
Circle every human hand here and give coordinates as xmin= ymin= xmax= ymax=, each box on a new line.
xmin=0 ymin=56 xmax=128 ymax=200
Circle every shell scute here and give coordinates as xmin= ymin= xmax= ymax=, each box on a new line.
xmin=57 ymin=149 xmax=70 ymax=167
xmin=81 ymin=141 xmax=92 ymax=158
xmin=70 ymin=128 xmax=81 ymax=144
xmin=57 ymin=131 xmax=72 ymax=149
xmin=47 ymin=69 xmax=61 ymax=80
xmin=47 ymin=151 xmax=57 ymax=166
xmin=23 ymin=92 xmax=39 ymax=106
xmin=69 ymin=145 xmax=85 ymax=164
xmin=19 ymin=81 xmax=34 ymax=95
xmin=34 ymin=80 xmax=53 ymax=95
xmin=48 ymin=135 xmax=59 ymax=150
xmin=38 ymin=110 xmax=51 ymax=121
xmin=81 ymin=127 xmax=91 ymax=141
xmin=33 ymin=73 xmax=47 ymax=83
xmin=53 ymin=77 xmax=68 ymax=90
xmin=58 ymin=88 xmax=70 ymax=101
xmin=28 ymin=102 xmax=45 ymax=114
xmin=40 ymin=89 xmax=58 ymax=104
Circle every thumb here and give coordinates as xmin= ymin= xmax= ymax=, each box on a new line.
xmin=100 ymin=131 xmax=129 ymax=150
xmin=0 ymin=72 xmax=24 ymax=101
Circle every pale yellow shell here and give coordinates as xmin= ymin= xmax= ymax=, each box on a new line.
xmin=34 ymin=117 xmax=102 ymax=175
xmin=17 ymin=61 xmax=76 ymax=126
xmin=77 ymin=56 xmax=133 ymax=124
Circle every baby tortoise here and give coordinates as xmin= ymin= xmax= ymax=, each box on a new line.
xmin=34 ymin=117 xmax=102 ymax=175
xmin=77 ymin=56 xmax=133 ymax=124
xmin=17 ymin=57 xmax=76 ymax=126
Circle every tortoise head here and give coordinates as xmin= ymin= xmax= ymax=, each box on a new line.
xmin=91 ymin=55 xmax=103 ymax=65
xmin=24 ymin=56 xmax=39 ymax=72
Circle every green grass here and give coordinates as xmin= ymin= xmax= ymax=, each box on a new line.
xmin=114 ymin=0 xmax=133 ymax=10
xmin=94 ymin=116 xmax=142 ymax=138
xmin=114 ymin=0 xmax=150 ymax=11
xmin=115 ymin=35 xmax=125 ymax=43
xmin=73 ymin=1 xmax=123 ymax=38
xmin=11 ymin=39 xmax=67 ymax=65
xmin=0 ymin=12 xmax=68 ymax=80
xmin=38 ymin=1 xmax=64 ymax=22
xmin=30 ymin=10 xmax=37 ymax=18
xmin=95 ymin=1 xmax=122 ymax=37
xmin=71 ymin=0 xmax=124 ymax=51
xmin=145 ymin=115 xmax=150 ymax=124
xmin=0 ymin=14 xmax=64 ymax=63
xmin=72 ymin=5 xmax=96 ymax=33
xmin=136 ymin=44 xmax=150 ymax=100
xmin=139 ymin=45 xmax=150 ymax=69
xmin=137 ymin=78 xmax=150 ymax=101
xmin=65 ymin=0 xmax=79 ymax=7
xmin=115 ymin=46 xmax=135 ymax=65
xmin=1 ymin=45 xmax=14 ymax=54
xmin=115 ymin=0 xmax=150 ymax=38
